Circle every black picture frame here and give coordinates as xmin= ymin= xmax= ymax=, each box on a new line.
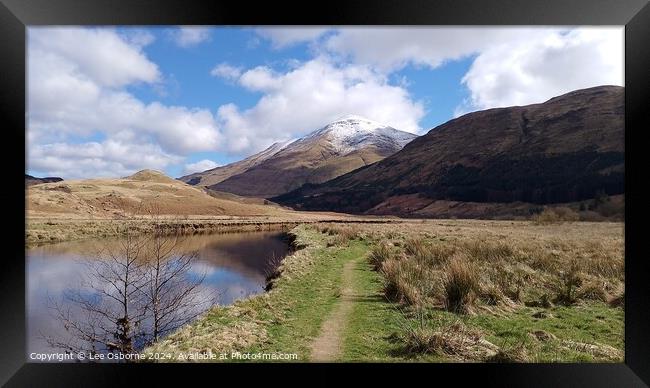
xmin=1 ymin=0 xmax=648 ymax=386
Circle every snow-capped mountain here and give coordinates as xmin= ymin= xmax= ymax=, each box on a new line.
xmin=296 ymin=114 xmax=416 ymax=155
xmin=180 ymin=115 xmax=417 ymax=198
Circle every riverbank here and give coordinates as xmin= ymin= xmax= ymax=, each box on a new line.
xmin=144 ymin=220 xmax=624 ymax=362
xmin=25 ymin=214 xmax=401 ymax=248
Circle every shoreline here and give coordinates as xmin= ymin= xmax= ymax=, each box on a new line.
xmin=25 ymin=215 xmax=404 ymax=248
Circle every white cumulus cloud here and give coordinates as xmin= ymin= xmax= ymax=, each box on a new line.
xmin=28 ymin=27 xmax=223 ymax=179
xmin=28 ymin=140 xmax=181 ymax=179
xmin=460 ymin=28 xmax=623 ymax=111
xmin=321 ymin=27 xmax=623 ymax=113
xmin=183 ymin=159 xmax=221 ymax=175
xmin=214 ymin=57 xmax=425 ymax=154
xmin=170 ymin=26 xmax=211 ymax=48
xmin=29 ymin=27 xmax=161 ymax=88
xmin=324 ymin=27 xmax=523 ymax=72
xmin=210 ymin=63 xmax=243 ymax=81
xmin=260 ymin=26 xmax=623 ymax=114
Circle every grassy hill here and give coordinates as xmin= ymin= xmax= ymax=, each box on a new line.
xmin=27 ymin=169 xmax=285 ymax=219
xmin=274 ymin=86 xmax=624 ymax=217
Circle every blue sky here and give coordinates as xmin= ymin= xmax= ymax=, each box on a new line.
xmin=27 ymin=26 xmax=623 ymax=179
xmin=127 ymin=27 xmax=473 ymax=128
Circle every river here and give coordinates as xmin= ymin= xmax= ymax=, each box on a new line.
xmin=26 ymin=231 xmax=291 ymax=359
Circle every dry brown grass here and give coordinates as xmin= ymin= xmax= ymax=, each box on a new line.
xmin=366 ymin=220 xmax=623 ymax=361
xmin=404 ymin=238 xmax=456 ymax=267
xmin=357 ymin=219 xmax=623 ymax=314
xmin=560 ymin=340 xmax=623 ymax=361
xmin=554 ymin=258 xmax=584 ymax=305
xmin=443 ymin=254 xmax=480 ymax=314
xmin=381 ymin=258 xmax=433 ymax=306
xmin=487 ymin=343 xmax=531 ymax=362
xmin=26 ymin=171 xmax=287 ymax=219
xmin=399 ymin=320 xmax=498 ymax=360
xmin=368 ymin=242 xmax=395 ymax=271
xmin=576 ymin=278 xmax=610 ymax=302
xmin=315 ymin=224 xmax=362 ymax=247
xmin=532 ymin=207 xmax=580 ymax=224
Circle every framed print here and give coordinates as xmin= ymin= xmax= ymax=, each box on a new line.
xmin=1 ymin=0 xmax=649 ymax=385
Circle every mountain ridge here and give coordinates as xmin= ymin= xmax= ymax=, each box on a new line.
xmin=179 ymin=140 xmax=294 ymax=187
xmin=180 ymin=115 xmax=417 ymax=198
xmin=273 ymin=85 xmax=624 ymax=216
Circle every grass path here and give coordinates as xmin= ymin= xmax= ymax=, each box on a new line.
xmin=309 ymin=260 xmax=357 ymax=361
xmin=308 ymin=246 xmax=409 ymax=362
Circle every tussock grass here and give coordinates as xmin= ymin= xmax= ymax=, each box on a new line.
xmin=576 ymin=279 xmax=609 ymax=302
xmin=316 ymin=224 xmax=361 ymax=247
xmin=370 ymin=228 xmax=623 ymax=313
xmin=443 ymin=254 xmax=480 ymax=314
xmin=368 ymin=242 xmax=396 ymax=271
xmin=357 ymin=220 xmax=623 ymax=361
xmin=554 ymin=258 xmax=583 ymax=305
xmin=398 ymin=319 xmax=498 ymax=360
xmin=381 ymin=258 xmax=437 ymax=306
xmin=609 ymin=291 xmax=624 ymax=308
xmin=479 ymin=284 xmax=506 ymax=306
xmin=487 ymin=342 xmax=531 ymax=362
xmin=532 ymin=207 xmax=579 ymax=224
xmin=463 ymin=240 xmax=514 ymax=262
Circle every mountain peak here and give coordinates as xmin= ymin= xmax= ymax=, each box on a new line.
xmin=332 ymin=113 xmax=376 ymax=122
xmin=305 ymin=115 xmax=417 ymax=155
xmin=180 ymin=115 xmax=418 ymax=198
xmin=326 ymin=115 xmax=390 ymax=133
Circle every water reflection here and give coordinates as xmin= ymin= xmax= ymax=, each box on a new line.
xmin=27 ymin=231 xmax=290 ymax=358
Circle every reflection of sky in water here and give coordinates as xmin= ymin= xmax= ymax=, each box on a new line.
xmin=27 ymin=231 xmax=289 ymax=359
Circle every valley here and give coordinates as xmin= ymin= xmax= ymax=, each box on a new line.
xmin=25 ymin=86 xmax=625 ymax=363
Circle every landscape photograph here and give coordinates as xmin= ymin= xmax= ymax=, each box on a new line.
xmin=26 ymin=26 xmax=624 ymax=363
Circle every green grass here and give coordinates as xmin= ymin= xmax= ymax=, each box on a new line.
xmin=468 ymin=303 xmax=623 ymax=362
xmin=341 ymin=238 xmax=623 ymax=362
xmin=145 ymin=225 xmax=370 ymax=362
xmin=241 ymin=237 xmax=369 ymax=358
xmin=340 ymin=259 xmax=404 ymax=361
xmin=340 ymin=258 xmax=623 ymax=362
xmin=146 ymin=224 xmax=624 ymax=363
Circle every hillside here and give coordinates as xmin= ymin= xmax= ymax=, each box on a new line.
xmin=274 ymin=86 xmax=624 ymax=216
xmin=181 ymin=115 xmax=417 ymax=198
xmin=179 ymin=140 xmax=293 ymax=187
xmin=27 ymin=169 xmax=285 ymax=219
xmin=26 ymin=174 xmax=63 ymax=186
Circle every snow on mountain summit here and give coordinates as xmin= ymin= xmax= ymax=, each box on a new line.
xmin=304 ymin=115 xmax=417 ymax=154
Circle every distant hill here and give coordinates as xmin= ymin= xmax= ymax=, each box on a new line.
xmin=27 ymin=169 xmax=286 ymax=218
xmin=26 ymin=174 xmax=63 ymax=186
xmin=274 ymin=86 xmax=624 ymax=217
xmin=178 ymin=140 xmax=293 ymax=187
xmin=179 ymin=115 xmax=417 ymax=198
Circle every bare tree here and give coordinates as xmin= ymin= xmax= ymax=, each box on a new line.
xmin=46 ymin=223 xmax=149 ymax=355
xmin=139 ymin=221 xmax=211 ymax=344
xmin=45 ymin=209 xmax=214 ymax=358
